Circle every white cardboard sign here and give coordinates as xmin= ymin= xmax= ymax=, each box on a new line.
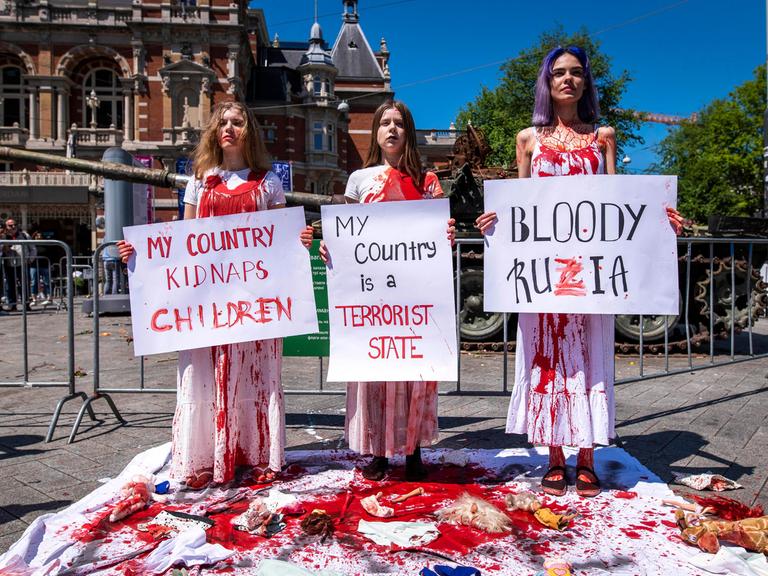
xmin=483 ymin=175 xmax=679 ymax=314
xmin=321 ymin=199 xmax=457 ymax=382
xmin=123 ymin=207 xmax=318 ymax=356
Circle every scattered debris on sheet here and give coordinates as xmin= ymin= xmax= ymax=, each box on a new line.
xmin=673 ymin=471 xmax=744 ymax=491
xmin=1 ymin=445 xmax=763 ymax=575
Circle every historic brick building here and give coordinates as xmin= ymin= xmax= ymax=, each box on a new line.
xmin=0 ymin=0 xmax=453 ymax=252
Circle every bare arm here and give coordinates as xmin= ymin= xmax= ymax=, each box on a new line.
xmin=516 ymin=127 xmax=534 ymax=179
xmin=183 ymin=204 xmax=197 ymax=220
xmin=599 ymin=126 xmax=617 ymax=175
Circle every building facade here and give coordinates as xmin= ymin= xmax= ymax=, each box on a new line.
xmin=0 ymin=0 xmax=454 ymax=253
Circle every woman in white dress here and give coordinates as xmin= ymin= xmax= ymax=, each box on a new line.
xmin=476 ymin=47 xmax=682 ymax=496
xmin=119 ymin=101 xmax=314 ymax=488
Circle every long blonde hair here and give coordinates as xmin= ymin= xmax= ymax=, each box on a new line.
xmin=364 ymin=99 xmax=423 ymax=187
xmin=192 ymin=101 xmax=271 ymax=179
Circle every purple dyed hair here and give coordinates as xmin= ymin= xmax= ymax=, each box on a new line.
xmin=532 ymin=46 xmax=600 ymax=126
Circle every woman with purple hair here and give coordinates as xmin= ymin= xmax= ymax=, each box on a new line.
xmin=476 ymin=47 xmax=682 ymax=497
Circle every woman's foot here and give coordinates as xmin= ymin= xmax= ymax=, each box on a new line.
xmin=541 ymin=446 xmax=567 ymax=496
xmin=576 ymin=447 xmax=600 ymax=497
xmin=361 ymin=456 xmax=389 ymax=481
xmin=184 ymin=470 xmax=213 ymax=490
xmin=405 ymin=446 xmax=428 ymax=481
xmin=575 ymin=467 xmax=601 ymax=497
xmin=541 ymin=466 xmax=567 ymax=496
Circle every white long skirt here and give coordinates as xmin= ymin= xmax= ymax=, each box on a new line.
xmin=170 ymin=340 xmax=285 ymax=484
xmin=507 ymin=312 xmax=615 ymax=448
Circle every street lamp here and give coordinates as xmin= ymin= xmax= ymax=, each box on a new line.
xmin=85 ymin=89 xmax=100 ymax=129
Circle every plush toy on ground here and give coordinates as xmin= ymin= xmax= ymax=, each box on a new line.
xmin=675 ymin=509 xmax=768 ymax=554
xmin=506 ymin=491 xmax=578 ymax=531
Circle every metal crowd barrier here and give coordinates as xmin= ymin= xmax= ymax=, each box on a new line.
xmin=69 ymin=237 xmax=768 ymax=441
xmin=0 ymin=239 xmax=95 ymax=441
xmin=68 ymin=241 xmax=175 ymax=443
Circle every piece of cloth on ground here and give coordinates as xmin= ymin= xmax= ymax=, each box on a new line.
xmin=688 ymin=544 xmax=768 ymax=576
xmin=420 ymin=565 xmax=482 ymax=576
xmin=357 ymin=519 xmax=440 ymax=547
xmin=143 ymin=526 xmax=233 ymax=574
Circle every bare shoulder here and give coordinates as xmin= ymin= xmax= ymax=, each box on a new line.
xmin=517 ymin=127 xmax=535 ymax=144
xmin=517 ymin=127 xmax=535 ymax=151
xmin=598 ymin=126 xmax=616 ymax=141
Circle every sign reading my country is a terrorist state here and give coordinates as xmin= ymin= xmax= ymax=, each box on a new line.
xmin=321 ymin=199 xmax=457 ymax=382
xmin=123 ymin=207 xmax=318 ymax=356
xmin=483 ymin=175 xmax=679 ymax=315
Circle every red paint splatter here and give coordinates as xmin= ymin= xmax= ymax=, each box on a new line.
xmin=554 ymin=257 xmax=587 ymax=297
xmin=613 ymin=490 xmax=638 ymax=499
xmin=621 ymin=529 xmax=642 ymax=539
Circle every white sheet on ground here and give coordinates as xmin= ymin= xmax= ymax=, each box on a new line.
xmin=1 ymin=444 xmax=763 ymax=576
xmin=688 ymin=544 xmax=768 ymax=576
xmin=357 ymin=519 xmax=440 ymax=547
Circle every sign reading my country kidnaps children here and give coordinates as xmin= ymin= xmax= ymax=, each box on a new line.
xmin=483 ymin=174 xmax=679 ymax=315
xmin=123 ymin=207 xmax=318 ymax=356
xmin=321 ymin=199 xmax=458 ymax=382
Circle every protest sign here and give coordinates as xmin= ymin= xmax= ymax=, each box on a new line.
xmin=123 ymin=207 xmax=318 ymax=356
xmin=321 ymin=199 xmax=457 ymax=382
xmin=483 ymin=175 xmax=678 ymax=314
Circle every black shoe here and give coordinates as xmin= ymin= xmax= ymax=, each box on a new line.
xmin=361 ymin=456 xmax=389 ymax=481
xmin=405 ymin=446 xmax=428 ymax=481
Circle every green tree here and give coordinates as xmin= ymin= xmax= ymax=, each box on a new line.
xmin=457 ymin=27 xmax=642 ymax=167
xmin=655 ymin=65 xmax=766 ymax=223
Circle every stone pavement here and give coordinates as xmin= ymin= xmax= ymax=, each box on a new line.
xmin=1 ymin=307 xmax=767 ymax=553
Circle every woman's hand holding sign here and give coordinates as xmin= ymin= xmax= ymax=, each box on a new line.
xmin=117 ymin=240 xmax=134 ymax=264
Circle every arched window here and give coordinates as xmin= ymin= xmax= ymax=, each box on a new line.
xmin=1 ymin=66 xmax=27 ymax=128
xmin=82 ymin=68 xmax=123 ymax=129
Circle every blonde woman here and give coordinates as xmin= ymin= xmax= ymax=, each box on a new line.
xmin=119 ymin=101 xmax=313 ymax=488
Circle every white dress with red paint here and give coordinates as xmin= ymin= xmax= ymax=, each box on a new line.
xmin=344 ymin=165 xmax=443 ymax=458
xmin=506 ymin=130 xmax=616 ymax=448
xmin=171 ymin=168 xmax=287 ymax=483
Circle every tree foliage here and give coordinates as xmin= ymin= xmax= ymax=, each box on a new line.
xmin=655 ymin=65 xmax=766 ymax=222
xmin=457 ymin=28 xmax=642 ymax=167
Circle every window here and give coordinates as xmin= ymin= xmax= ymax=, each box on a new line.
xmin=326 ymin=123 xmax=335 ymax=152
xmin=1 ymin=66 xmax=26 ymax=128
xmin=313 ymin=122 xmax=323 ymax=151
xmin=313 ymin=76 xmax=322 ymax=96
xmin=82 ymin=68 xmax=124 ymax=129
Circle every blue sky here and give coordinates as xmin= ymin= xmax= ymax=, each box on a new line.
xmin=256 ymin=0 xmax=763 ymax=171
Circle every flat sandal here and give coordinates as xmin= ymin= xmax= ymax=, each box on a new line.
xmin=541 ymin=465 xmax=567 ymax=496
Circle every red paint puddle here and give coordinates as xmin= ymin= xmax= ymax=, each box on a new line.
xmin=613 ymin=490 xmax=638 ymax=499
xmin=661 ymin=520 xmax=677 ymax=529
xmin=621 ymin=529 xmax=642 ymax=539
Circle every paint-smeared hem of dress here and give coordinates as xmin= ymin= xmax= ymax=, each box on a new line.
xmin=170 ymin=341 xmax=286 ymax=483
xmin=345 ymin=380 xmax=439 ymax=458
xmin=506 ymin=313 xmax=615 ymax=449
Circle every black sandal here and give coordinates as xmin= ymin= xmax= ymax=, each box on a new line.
xmin=361 ymin=456 xmax=389 ymax=481
xmin=541 ymin=465 xmax=567 ymax=496
xmin=575 ymin=466 xmax=601 ymax=498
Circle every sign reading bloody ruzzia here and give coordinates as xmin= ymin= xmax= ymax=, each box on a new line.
xmin=123 ymin=207 xmax=318 ymax=356
xmin=483 ymin=175 xmax=679 ymax=315
xmin=321 ymin=199 xmax=458 ymax=382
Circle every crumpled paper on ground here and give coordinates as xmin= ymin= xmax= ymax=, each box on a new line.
xmin=143 ymin=526 xmax=233 ymax=574
xmin=357 ymin=519 xmax=440 ymax=547
xmin=673 ymin=472 xmax=743 ymax=491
